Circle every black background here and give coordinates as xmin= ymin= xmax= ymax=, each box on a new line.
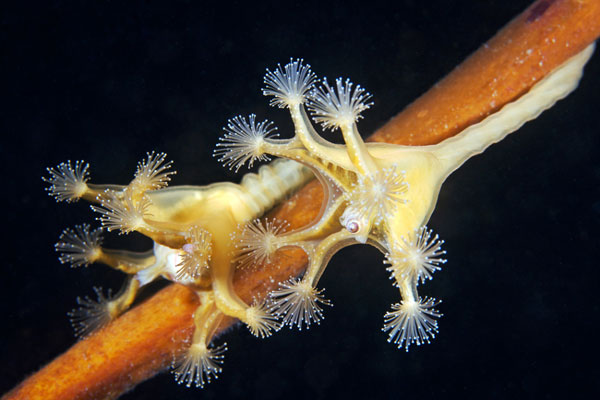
xmin=2 ymin=1 xmax=600 ymax=399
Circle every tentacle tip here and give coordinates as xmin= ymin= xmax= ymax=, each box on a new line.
xmin=263 ymin=58 xmax=316 ymax=108
xmin=67 ymin=286 xmax=116 ymax=338
xmin=245 ymin=302 xmax=280 ymax=338
xmin=175 ymin=226 xmax=213 ymax=281
xmin=90 ymin=189 xmax=151 ymax=234
xmin=42 ymin=160 xmax=90 ymax=202
xmin=269 ymin=278 xmax=332 ymax=330
xmin=386 ymin=226 xmax=447 ymax=285
xmin=130 ymin=151 xmax=176 ymax=193
xmin=172 ymin=342 xmax=227 ymax=388
xmin=382 ymin=297 xmax=442 ymax=351
xmin=306 ymin=77 xmax=373 ymax=130
xmin=214 ymin=114 xmax=278 ymax=172
xmin=55 ymin=224 xmax=103 ymax=267
xmin=233 ymin=218 xmax=289 ymax=269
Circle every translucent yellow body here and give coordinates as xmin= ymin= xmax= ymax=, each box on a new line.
xmin=225 ymin=47 xmax=594 ymax=349
xmin=44 ymin=155 xmax=311 ymax=387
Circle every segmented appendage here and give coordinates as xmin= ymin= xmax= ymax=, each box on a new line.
xmin=270 ymin=278 xmax=332 ymax=330
xmin=130 ymin=151 xmax=176 ymax=194
xmin=348 ymin=166 xmax=408 ymax=226
xmin=68 ymin=287 xmax=115 ymax=338
xmin=307 ymin=77 xmax=373 ymax=130
xmin=214 ymin=114 xmax=278 ymax=172
xmin=234 ymin=218 xmax=289 ymax=269
xmin=91 ymin=190 xmax=151 ymax=234
xmin=176 ymin=226 xmax=213 ymax=280
xmin=172 ymin=343 xmax=227 ymax=388
xmin=262 ymin=58 xmax=316 ymax=108
xmin=245 ymin=301 xmax=280 ymax=338
xmin=55 ymin=224 xmax=103 ymax=267
xmin=382 ymin=297 xmax=442 ymax=351
xmin=43 ymin=160 xmax=90 ymax=202
xmin=385 ymin=226 xmax=447 ymax=285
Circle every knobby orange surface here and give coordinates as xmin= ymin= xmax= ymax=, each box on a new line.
xmin=5 ymin=1 xmax=600 ymax=399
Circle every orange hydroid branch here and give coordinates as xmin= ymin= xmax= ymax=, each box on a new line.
xmin=4 ymin=1 xmax=600 ymax=399
xmin=372 ymin=0 xmax=600 ymax=146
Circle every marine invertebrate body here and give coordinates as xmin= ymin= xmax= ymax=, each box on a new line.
xmin=221 ymin=49 xmax=594 ymax=349
xmin=7 ymin=2 xmax=599 ymax=398
xmin=44 ymin=152 xmax=311 ymax=386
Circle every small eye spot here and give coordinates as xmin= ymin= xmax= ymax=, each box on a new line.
xmin=346 ymin=221 xmax=359 ymax=234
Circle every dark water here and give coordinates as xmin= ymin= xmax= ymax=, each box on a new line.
xmin=2 ymin=1 xmax=599 ymax=399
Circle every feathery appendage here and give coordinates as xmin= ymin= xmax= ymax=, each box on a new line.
xmin=68 ymin=287 xmax=117 ymax=338
xmin=55 ymin=224 xmax=103 ymax=267
xmin=130 ymin=151 xmax=176 ymax=194
xmin=234 ymin=218 xmax=289 ymax=269
xmin=176 ymin=226 xmax=213 ymax=281
xmin=270 ymin=278 xmax=332 ymax=330
xmin=307 ymin=77 xmax=373 ymax=130
xmin=43 ymin=160 xmax=90 ymax=202
xmin=263 ymin=58 xmax=317 ymax=108
xmin=90 ymin=190 xmax=151 ymax=234
xmin=385 ymin=226 xmax=446 ymax=285
xmin=382 ymin=297 xmax=442 ymax=351
xmin=214 ymin=114 xmax=279 ymax=172
xmin=172 ymin=342 xmax=227 ymax=388
xmin=245 ymin=301 xmax=280 ymax=338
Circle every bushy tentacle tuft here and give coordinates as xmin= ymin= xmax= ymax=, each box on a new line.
xmin=43 ymin=160 xmax=90 ymax=202
xmin=68 ymin=287 xmax=116 ymax=338
xmin=55 ymin=224 xmax=103 ymax=267
xmin=385 ymin=226 xmax=447 ymax=285
xmin=307 ymin=77 xmax=373 ymax=130
xmin=172 ymin=342 xmax=227 ymax=388
xmin=214 ymin=114 xmax=278 ymax=172
xmin=263 ymin=58 xmax=316 ymax=108
xmin=234 ymin=218 xmax=289 ymax=269
xmin=270 ymin=278 xmax=332 ymax=330
xmin=382 ymin=297 xmax=442 ymax=351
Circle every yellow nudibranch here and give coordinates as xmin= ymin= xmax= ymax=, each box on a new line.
xmin=44 ymin=152 xmax=312 ymax=387
xmin=220 ymin=48 xmax=594 ymax=351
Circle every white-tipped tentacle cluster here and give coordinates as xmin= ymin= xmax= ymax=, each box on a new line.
xmin=307 ymin=77 xmax=373 ymax=130
xmin=130 ymin=151 xmax=176 ymax=194
xmin=91 ymin=190 xmax=152 ymax=234
xmin=269 ymin=278 xmax=332 ymax=330
xmin=382 ymin=297 xmax=442 ymax=351
xmin=172 ymin=342 xmax=227 ymax=388
xmin=245 ymin=301 xmax=281 ymax=338
xmin=385 ymin=226 xmax=447 ymax=285
xmin=55 ymin=224 xmax=103 ymax=267
xmin=234 ymin=218 xmax=289 ymax=269
xmin=67 ymin=286 xmax=115 ymax=338
xmin=176 ymin=226 xmax=213 ymax=281
xmin=346 ymin=166 xmax=409 ymax=227
xmin=43 ymin=160 xmax=90 ymax=202
xmin=214 ymin=114 xmax=279 ymax=172
xmin=263 ymin=58 xmax=317 ymax=108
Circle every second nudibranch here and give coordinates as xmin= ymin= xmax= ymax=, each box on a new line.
xmin=217 ymin=48 xmax=594 ymax=350
xmin=44 ymin=153 xmax=312 ymax=387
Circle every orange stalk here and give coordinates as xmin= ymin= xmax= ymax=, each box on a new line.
xmin=5 ymin=1 xmax=600 ymax=399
